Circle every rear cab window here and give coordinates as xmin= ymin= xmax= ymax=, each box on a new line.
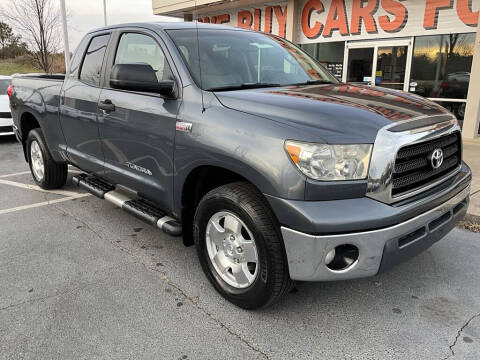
xmin=80 ymin=34 xmax=111 ymax=86
xmin=68 ymin=36 xmax=89 ymax=78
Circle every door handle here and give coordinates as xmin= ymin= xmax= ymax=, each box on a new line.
xmin=99 ymin=99 xmax=115 ymax=113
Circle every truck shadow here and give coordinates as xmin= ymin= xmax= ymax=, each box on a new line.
xmin=266 ymin=238 xmax=469 ymax=316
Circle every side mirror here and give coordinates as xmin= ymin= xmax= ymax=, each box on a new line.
xmin=110 ymin=63 xmax=175 ymax=97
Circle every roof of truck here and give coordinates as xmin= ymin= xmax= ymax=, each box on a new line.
xmin=88 ymin=21 xmax=250 ymax=34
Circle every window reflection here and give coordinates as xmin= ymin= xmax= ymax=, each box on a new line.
xmin=301 ymin=42 xmax=345 ymax=79
xmin=115 ymin=33 xmax=168 ymax=82
xmin=376 ymin=46 xmax=407 ymax=90
xmin=80 ymin=34 xmax=110 ymax=87
xmin=411 ymin=33 xmax=475 ymax=101
xmin=347 ymin=48 xmax=373 ymax=83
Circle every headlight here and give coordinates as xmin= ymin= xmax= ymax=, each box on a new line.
xmin=285 ymin=141 xmax=372 ymax=181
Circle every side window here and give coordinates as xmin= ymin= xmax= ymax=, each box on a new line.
xmin=178 ymin=45 xmax=190 ymax=63
xmin=69 ymin=36 xmax=89 ymax=78
xmin=114 ymin=33 xmax=171 ymax=82
xmin=80 ymin=34 xmax=110 ymax=86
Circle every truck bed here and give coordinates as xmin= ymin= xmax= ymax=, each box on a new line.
xmin=13 ymin=73 xmax=65 ymax=81
xmin=11 ymin=73 xmax=66 ymax=161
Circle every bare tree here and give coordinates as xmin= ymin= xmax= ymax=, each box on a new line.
xmin=0 ymin=0 xmax=61 ymax=72
xmin=0 ymin=22 xmax=15 ymax=48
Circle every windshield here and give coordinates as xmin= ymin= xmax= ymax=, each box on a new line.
xmin=167 ymin=29 xmax=338 ymax=91
xmin=0 ymin=79 xmax=11 ymax=94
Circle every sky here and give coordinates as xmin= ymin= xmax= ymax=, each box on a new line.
xmin=0 ymin=0 xmax=181 ymax=51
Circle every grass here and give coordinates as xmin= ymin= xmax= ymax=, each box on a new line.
xmin=0 ymin=54 xmax=66 ymax=76
xmin=0 ymin=59 xmax=39 ymax=75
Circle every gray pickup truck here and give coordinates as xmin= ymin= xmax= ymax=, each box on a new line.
xmin=8 ymin=22 xmax=471 ymax=309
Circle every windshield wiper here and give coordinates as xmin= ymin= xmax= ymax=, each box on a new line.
xmin=206 ymin=83 xmax=281 ymax=92
xmin=294 ymin=79 xmax=336 ymax=86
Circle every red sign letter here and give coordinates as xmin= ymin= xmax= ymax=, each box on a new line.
xmin=265 ymin=6 xmax=273 ymax=33
xmin=379 ymin=0 xmax=408 ymax=32
xmin=457 ymin=0 xmax=479 ymax=26
xmin=216 ymin=14 xmax=230 ymax=24
xmin=424 ymin=0 xmax=453 ymax=30
xmin=273 ymin=5 xmax=288 ymax=38
xmin=351 ymin=0 xmax=379 ymax=34
xmin=237 ymin=10 xmax=253 ymax=29
xmin=253 ymin=9 xmax=262 ymax=31
xmin=323 ymin=0 xmax=349 ymax=37
xmin=301 ymin=0 xmax=325 ymax=39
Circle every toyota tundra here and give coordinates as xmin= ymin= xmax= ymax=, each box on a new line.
xmin=8 ymin=22 xmax=471 ymax=309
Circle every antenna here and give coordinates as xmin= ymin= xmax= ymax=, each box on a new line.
xmin=194 ymin=0 xmax=205 ymax=113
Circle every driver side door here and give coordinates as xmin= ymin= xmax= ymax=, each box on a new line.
xmin=97 ymin=30 xmax=180 ymax=211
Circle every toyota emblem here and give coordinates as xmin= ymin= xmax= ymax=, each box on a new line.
xmin=430 ymin=148 xmax=444 ymax=169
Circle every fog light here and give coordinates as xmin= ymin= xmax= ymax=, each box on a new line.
xmin=325 ymin=248 xmax=336 ymax=265
xmin=326 ymin=244 xmax=359 ymax=272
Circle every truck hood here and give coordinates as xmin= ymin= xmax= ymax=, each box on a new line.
xmin=214 ymin=83 xmax=451 ymax=143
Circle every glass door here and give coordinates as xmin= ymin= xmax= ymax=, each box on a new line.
xmin=375 ymin=46 xmax=407 ymax=90
xmin=343 ymin=39 xmax=413 ymax=91
xmin=347 ymin=48 xmax=374 ymax=85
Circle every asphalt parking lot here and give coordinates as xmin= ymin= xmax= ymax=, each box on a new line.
xmin=1 ymin=135 xmax=480 ymax=360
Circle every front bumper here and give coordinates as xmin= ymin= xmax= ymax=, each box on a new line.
xmin=281 ymin=184 xmax=470 ymax=281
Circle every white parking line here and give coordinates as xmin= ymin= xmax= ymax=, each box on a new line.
xmin=0 ymin=179 xmax=83 ymax=197
xmin=0 ymin=171 xmax=32 ymax=178
xmin=0 ymin=193 xmax=91 ymax=215
xmin=0 ymin=168 xmax=81 ymax=179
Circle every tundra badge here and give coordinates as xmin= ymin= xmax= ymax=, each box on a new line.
xmin=125 ymin=162 xmax=152 ymax=176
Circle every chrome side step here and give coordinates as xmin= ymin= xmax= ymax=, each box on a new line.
xmin=104 ymin=190 xmax=131 ymax=207
xmin=72 ymin=173 xmax=115 ymax=198
xmin=72 ymin=174 xmax=182 ymax=236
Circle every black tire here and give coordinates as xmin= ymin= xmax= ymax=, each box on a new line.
xmin=194 ymin=182 xmax=293 ymax=309
xmin=27 ymin=128 xmax=68 ymax=189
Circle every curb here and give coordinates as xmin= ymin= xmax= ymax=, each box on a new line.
xmin=464 ymin=213 xmax=480 ymax=225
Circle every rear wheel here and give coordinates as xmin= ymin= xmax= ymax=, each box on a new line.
xmin=27 ymin=128 xmax=67 ymax=189
xmin=194 ymin=182 xmax=293 ymax=309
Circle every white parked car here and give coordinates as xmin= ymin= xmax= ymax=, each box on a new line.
xmin=0 ymin=75 xmax=13 ymax=136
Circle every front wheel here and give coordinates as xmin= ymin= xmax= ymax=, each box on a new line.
xmin=194 ymin=182 xmax=293 ymax=309
xmin=27 ymin=128 xmax=68 ymax=189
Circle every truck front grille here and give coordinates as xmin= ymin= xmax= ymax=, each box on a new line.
xmin=0 ymin=112 xmax=11 ymax=118
xmin=392 ymin=132 xmax=461 ymax=197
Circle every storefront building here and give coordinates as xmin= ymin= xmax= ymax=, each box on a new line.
xmin=153 ymin=0 xmax=480 ymax=138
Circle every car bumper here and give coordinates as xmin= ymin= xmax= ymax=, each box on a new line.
xmin=0 ymin=116 xmax=14 ymax=136
xmin=280 ymin=184 xmax=470 ymax=281
xmin=268 ymin=162 xmax=472 ymax=282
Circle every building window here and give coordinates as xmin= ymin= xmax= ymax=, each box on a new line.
xmin=410 ymin=33 xmax=475 ymax=120
xmin=301 ymin=42 xmax=345 ymax=79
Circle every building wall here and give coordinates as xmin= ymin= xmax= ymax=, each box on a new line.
xmin=297 ymin=0 xmax=479 ymax=43
xmin=158 ymin=0 xmax=480 ymax=42
xmin=463 ymin=22 xmax=480 ymax=138
xmin=196 ymin=2 xmax=288 ymax=37
xmin=152 ymin=0 xmax=220 ymax=18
